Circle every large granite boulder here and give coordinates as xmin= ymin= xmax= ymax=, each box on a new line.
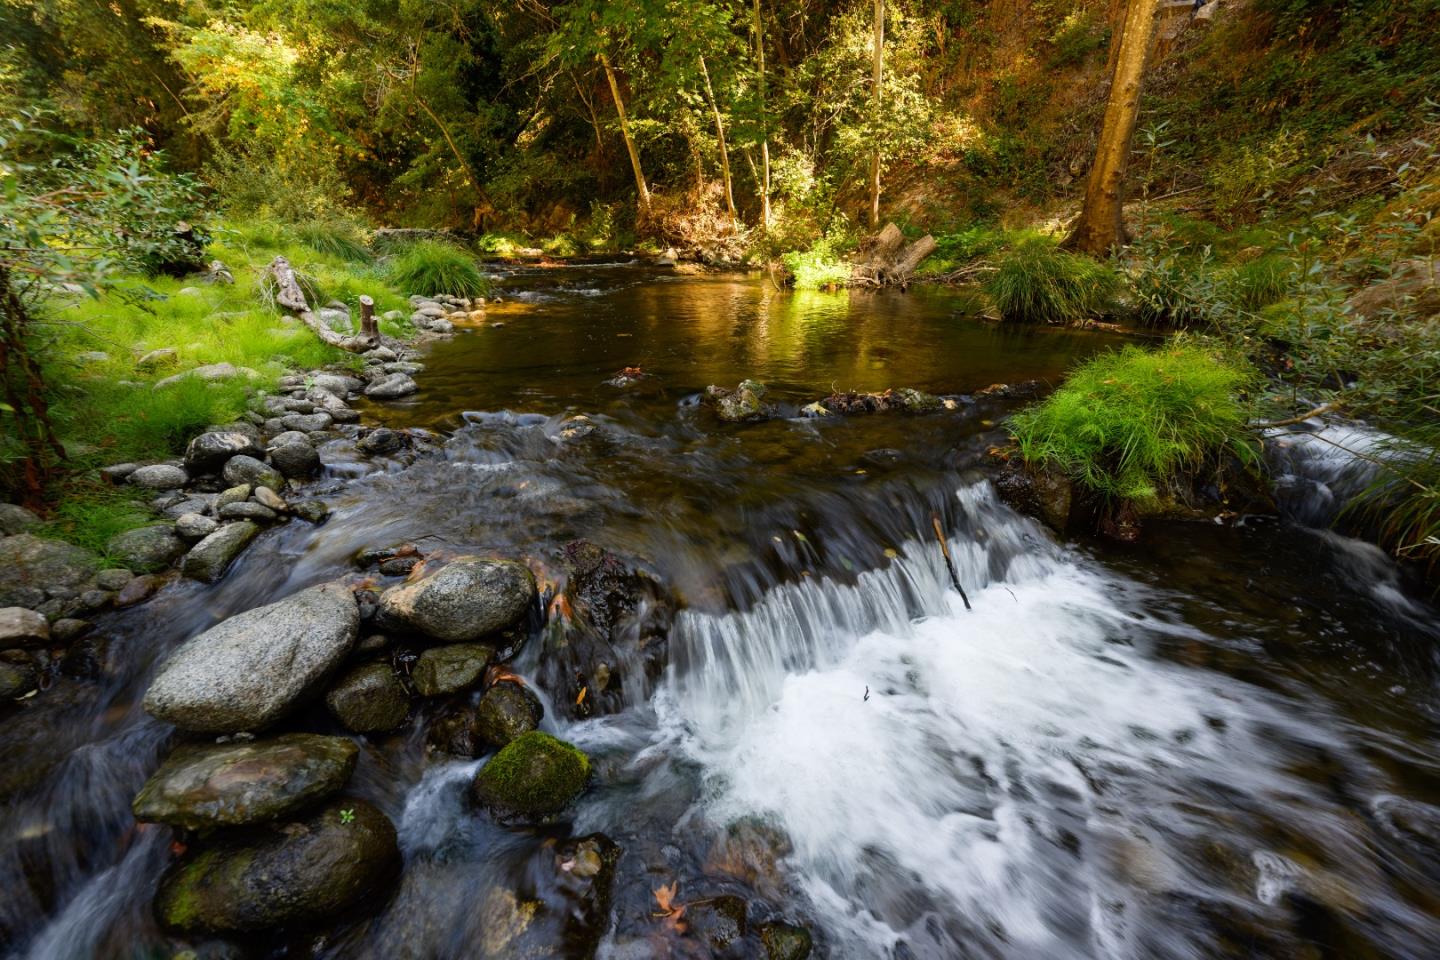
xmin=143 ymin=582 xmax=359 ymax=732
xmin=378 ymin=557 xmax=534 ymax=643
xmin=154 ymin=799 xmax=399 ymax=934
xmin=0 ymin=534 xmax=97 ymax=607
xmin=132 ymin=734 xmax=357 ymax=830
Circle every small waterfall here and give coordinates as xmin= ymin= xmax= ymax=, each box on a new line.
xmin=1264 ymin=420 xmax=1390 ymax=526
xmin=660 ymin=483 xmax=1358 ymax=959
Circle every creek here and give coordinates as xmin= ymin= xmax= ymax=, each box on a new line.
xmin=3 ymin=266 xmax=1439 ymax=959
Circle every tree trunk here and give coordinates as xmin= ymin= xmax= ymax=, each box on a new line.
xmin=600 ymin=52 xmax=652 ymax=221
xmin=753 ymin=0 xmax=772 ymax=231
xmin=869 ymin=0 xmax=885 ymax=229
xmin=264 ymin=257 xmax=378 ymax=353
xmin=698 ymin=56 xmax=738 ymax=228
xmin=0 ymin=265 xmax=65 ymax=506
xmin=1064 ymin=0 xmax=1161 ymax=256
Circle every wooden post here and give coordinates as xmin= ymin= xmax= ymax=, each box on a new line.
xmin=359 ymin=295 xmax=378 ymax=341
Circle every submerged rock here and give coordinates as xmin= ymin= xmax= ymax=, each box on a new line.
xmin=364 ymin=373 xmax=419 ymax=399
xmin=132 ymin=734 xmax=358 ymax=830
xmin=471 ymin=730 xmax=590 ymax=825
xmin=474 ymin=681 xmax=544 ymax=747
xmin=106 ymin=525 xmax=187 ymax=573
xmin=378 ymin=557 xmax=535 ymax=642
xmin=411 ymin=643 xmax=493 ymax=697
xmin=181 ymin=521 xmax=260 ymax=583
xmin=687 ymin=895 xmax=748 ymax=950
xmin=325 ymin=660 xmax=409 ymax=733
xmin=759 ymin=921 xmax=813 ymax=960
xmin=144 ymin=582 xmax=359 ymax=733
xmin=154 ymin=799 xmax=399 ymax=934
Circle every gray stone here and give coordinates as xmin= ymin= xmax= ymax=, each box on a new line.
xmin=0 ymin=534 xmax=96 ymax=608
xmin=291 ymin=500 xmax=330 ymax=524
xmin=154 ymin=799 xmax=399 ymax=934
xmin=281 ymin=412 xmax=332 ymax=433
xmin=356 ymin=428 xmax=404 ymax=456
xmin=136 ymin=348 xmax=178 ymax=369
xmin=474 ymin=681 xmax=544 ymax=747
xmin=325 ymin=661 xmax=410 ymax=733
xmin=309 ymin=373 xmax=363 ymax=398
xmin=185 ymin=432 xmax=264 ymax=475
xmin=0 ymin=504 xmax=40 ymax=535
xmin=0 ymin=607 xmax=50 ymax=649
xmin=95 ymin=568 xmax=134 ymax=591
xmin=364 ymin=374 xmax=418 ymax=400
xmin=382 ymin=362 xmax=424 ymax=375
xmin=218 ymin=502 xmax=278 ymax=523
xmin=378 ymin=557 xmax=535 ymax=642
xmin=252 ymin=487 xmax=288 ymax=513
xmin=159 ymin=495 xmax=215 ymax=520
xmin=268 ymin=442 xmax=321 ymax=480
xmin=154 ymin=362 xmax=256 ymax=390
xmin=100 ymin=463 xmax=140 ymax=483
xmin=216 ymin=484 xmax=251 ymax=510
xmin=128 ymin=464 xmax=190 ymax=491
xmin=144 ymin=582 xmax=359 ymax=732
xmin=51 ymin=618 xmax=91 ymax=643
xmin=365 ymin=346 xmax=397 ymax=362
xmin=181 ymin=522 xmax=260 ymax=583
xmin=222 ymin=456 xmax=283 ymax=491
xmin=267 ymin=431 xmax=309 ymax=448
xmin=115 ymin=573 xmax=164 ymax=607
xmin=133 ymin=734 xmax=358 ymax=830
xmin=76 ymin=588 xmax=111 ymax=613
xmin=411 ymin=644 xmax=493 ymax=697
xmin=107 ymin=525 xmax=187 ymax=573
xmin=175 ymin=513 xmax=219 ymax=541
xmin=430 ymin=320 xmax=454 ymax=334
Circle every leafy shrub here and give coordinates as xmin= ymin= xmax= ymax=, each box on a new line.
xmin=781 ymin=248 xmax=852 ymax=290
xmin=384 ymin=241 xmax=488 ymax=297
xmin=1222 ymin=254 xmax=1295 ymax=310
xmin=1049 ymin=10 xmax=1109 ymax=67
xmin=1009 ymin=342 xmax=1259 ymax=501
xmin=986 ymin=234 xmax=1120 ymax=323
xmin=933 ymin=224 xmax=1005 ymax=263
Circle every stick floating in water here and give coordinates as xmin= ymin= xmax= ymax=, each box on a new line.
xmin=931 ymin=514 xmax=972 ymax=611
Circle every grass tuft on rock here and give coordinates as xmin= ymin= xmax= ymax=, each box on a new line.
xmin=1009 ymin=342 xmax=1259 ymax=502
xmin=986 ymin=233 xmax=1120 ymax=324
xmin=384 ymin=241 xmax=489 ymax=298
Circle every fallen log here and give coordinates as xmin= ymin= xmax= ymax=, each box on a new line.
xmin=851 ymin=222 xmax=937 ymax=287
xmin=262 ymin=256 xmax=378 ymax=353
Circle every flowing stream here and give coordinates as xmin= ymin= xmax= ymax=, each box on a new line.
xmin=4 ymin=267 xmax=1440 ymax=959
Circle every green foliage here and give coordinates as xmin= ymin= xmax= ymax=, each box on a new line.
xmin=933 ymin=224 xmax=1005 ymax=263
xmin=1010 ymin=342 xmax=1260 ymax=502
xmin=1048 ymin=9 xmax=1109 ymax=67
xmin=35 ymin=489 xmax=160 ymax=561
xmin=384 ymin=241 xmax=489 ymax=297
xmin=986 ymin=234 xmax=1120 ymax=323
xmin=295 ymin=220 xmax=373 ymax=263
xmin=781 ymin=228 xmax=854 ymax=291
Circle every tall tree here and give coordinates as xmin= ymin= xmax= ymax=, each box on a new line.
xmin=1064 ymin=0 xmax=1161 ymax=255
xmin=599 ymin=50 xmax=653 ymax=219
xmin=752 ymin=0 xmax=772 ymax=230
xmin=698 ymin=55 xmax=739 ymax=226
xmin=869 ymin=0 xmax=885 ymax=228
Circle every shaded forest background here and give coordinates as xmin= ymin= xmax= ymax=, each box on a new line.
xmin=5 ymin=0 xmax=1437 ymax=252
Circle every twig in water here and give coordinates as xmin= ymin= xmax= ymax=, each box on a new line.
xmin=931 ymin=514 xmax=972 ymax=611
xmin=1252 ymin=400 xmax=1343 ymax=429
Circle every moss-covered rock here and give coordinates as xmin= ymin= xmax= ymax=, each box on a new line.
xmin=470 ymin=730 xmax=590 ymax=825
xmin=473 ymin=681 xmax=543 ymax=747
xmin=759 ymin=921 xmax=814 ymax=959
xmin=154 ymin=798 xmax=399 ymax=934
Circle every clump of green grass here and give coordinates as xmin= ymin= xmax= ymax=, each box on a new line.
xmin=34 ymin=488 xmax=155 ymax=561
xmin=295 ymin=219 xmax=372 ymax=263
xmin=385 ymin=241 xmax=489 ymax=297
xmin=986 ymin=234 xmax=1120 ymax=324
xmin=1009 ymin=342 xmax=1260 ymax=502
xmin=1221 ymin=254 xmax=1294 ymax=310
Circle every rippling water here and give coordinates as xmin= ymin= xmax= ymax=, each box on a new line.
xmin=4 ymin=268 xmax=1439 ymax=959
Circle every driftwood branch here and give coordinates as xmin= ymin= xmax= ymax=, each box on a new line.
xmin=263 ymin=256 xmax=378 ymax=353
xmin=1252 ymin=401 xmax=1343 ymax=429
xmin=931 ymin=513 xmax=972 ymax=611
